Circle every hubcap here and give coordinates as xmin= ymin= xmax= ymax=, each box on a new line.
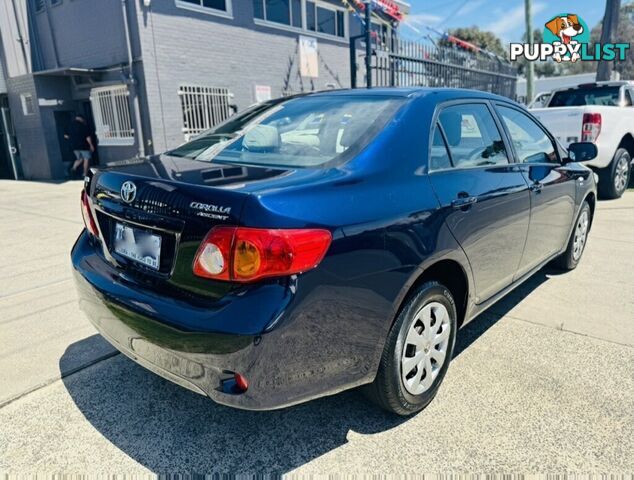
xmin=572 ymin=210 xmax=589 ymax=261
xmin=401 ymin=302 xmax=451 ymax=395
xmin=614 ymin=156 xmax=630 ymax=193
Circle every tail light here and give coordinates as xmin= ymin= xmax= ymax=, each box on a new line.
xmin=193 ymin=227 xmax=332 ymax=282
xmin=581 ymin=113 xmax=602 ymax=142
xmin=81 ymin=190 xmax=98 ymax=236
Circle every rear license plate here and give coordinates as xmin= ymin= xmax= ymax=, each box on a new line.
xmin=114 ymin=222 xmax=162 ymax=270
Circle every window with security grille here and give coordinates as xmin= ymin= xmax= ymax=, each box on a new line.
xmin=89 ymin=85 xmax=135 ymax=146
xmin=178 ymin=85 xmax=233 ymax=141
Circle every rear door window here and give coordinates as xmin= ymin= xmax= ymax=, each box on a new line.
xmin=437 ymin=104 xmax=509 ymax=168
xmin=429 ymin=124 xmax=453 ymax=171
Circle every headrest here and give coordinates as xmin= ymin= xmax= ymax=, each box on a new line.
xmin=243 ymin=125 xmax=280 ymax=152
xmin=440 ymin=111 xmax=462 ymax=147
xmin=340 ymin=122 xmax=368 ymax=148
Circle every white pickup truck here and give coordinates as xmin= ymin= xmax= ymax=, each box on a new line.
xmin=531 ymin=81 xmax=634 ymax=199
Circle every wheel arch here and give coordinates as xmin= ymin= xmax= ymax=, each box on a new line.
xmin=618 ymin=133 xmax=634 ymax=159
xmin=583 ymin=191 xmax=596 ymax=228
xmin=393 ymin=259 xmax=471 ymax=329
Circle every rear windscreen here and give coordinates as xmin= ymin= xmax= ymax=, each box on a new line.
xmin=167 ymin=96 xmax=404 ymax=168
xmin=549 ymin=86 xmax=621 ymax=107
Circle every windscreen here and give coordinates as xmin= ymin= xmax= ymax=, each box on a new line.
xmin=549 ymin=86 xmax=621 ymax=107
xmin=167 ymin=96 xmax=404 ymax=168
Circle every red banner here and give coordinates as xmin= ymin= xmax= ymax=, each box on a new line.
xmin=350 ymin=0 xmax=403 ymax=22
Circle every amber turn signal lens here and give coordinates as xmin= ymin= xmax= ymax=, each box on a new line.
xmin=234 ymin=239 xmax=261 ymax=278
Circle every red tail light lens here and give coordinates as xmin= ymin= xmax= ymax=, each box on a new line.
xmin=193 ymin=227 xmax=332 ymax=282
xmin=80 ymin=190 xmax=98 ymax=236
xmin=234 ymin=373 xmax=249 ymax=393
xmin=581 ymin=113 xmax=602 ymax=142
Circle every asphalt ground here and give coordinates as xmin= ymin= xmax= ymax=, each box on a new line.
xmin=0 ymin=180 xmax=632 ymax=474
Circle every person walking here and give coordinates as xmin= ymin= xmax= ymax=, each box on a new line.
xmin=65 ymin=115 xmax=95 ymax=178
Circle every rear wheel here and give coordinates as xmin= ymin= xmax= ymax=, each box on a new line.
xmin=554 ymin=201 xmax=591 ymax=271
xmin=599 ymin=148 xmax=630 ymax=199
xmin=365 ymin=281 xmax=457 ymax=415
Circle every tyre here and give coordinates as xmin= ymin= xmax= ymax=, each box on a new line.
xmin=365 ymin=281 xmax=457 ymax=415
xmin=554 ymin=201 xmax=591 ymax=271
xmin=599 ymin=148 xmax=631 ymax=199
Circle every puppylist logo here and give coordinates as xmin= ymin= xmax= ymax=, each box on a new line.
xmin=510 ymin=12 xmax=630 ymax=63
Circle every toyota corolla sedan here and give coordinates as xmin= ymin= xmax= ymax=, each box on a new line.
xmin=72 ymin=88 xmax=597 ymax=415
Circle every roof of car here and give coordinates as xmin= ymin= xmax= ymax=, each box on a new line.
xmin=306 ymin=87 xmax=515 ymax=102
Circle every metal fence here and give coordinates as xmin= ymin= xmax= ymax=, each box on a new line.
xmin=178 ymin=85 xmax=233 ymax=141
xmin=360 ymin=35 xmax=518 ymax=98
xmin=90 ymin=85 xmax=135 ymax=146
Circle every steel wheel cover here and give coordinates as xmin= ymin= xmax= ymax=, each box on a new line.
xmin=401 ymin=302 xmax=451 ymax=395
xmin=572 ymin=210 xmax=589 ymax=261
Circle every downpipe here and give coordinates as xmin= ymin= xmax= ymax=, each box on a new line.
xmin=122 ymin=0 xmax=147 ymax=158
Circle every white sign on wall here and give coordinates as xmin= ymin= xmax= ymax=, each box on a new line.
xmin=299 ymin=36 xmax=319 ymax=78
xmin=254 ymin=85 xmax=272 ymax=103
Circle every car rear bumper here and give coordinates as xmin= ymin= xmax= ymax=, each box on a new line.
xmin=71 ymin=231 xmax=379 ymax=410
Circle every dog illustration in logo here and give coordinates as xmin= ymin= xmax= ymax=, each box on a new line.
xmin=545 ymin=14 xmax=584 ymax=62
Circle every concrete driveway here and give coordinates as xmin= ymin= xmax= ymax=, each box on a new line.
xmin=0 ymin=180 xmax=632 ymax=474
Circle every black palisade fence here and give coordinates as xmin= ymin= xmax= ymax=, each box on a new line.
xmin=359 ymin=32 xmax=518 ymax=98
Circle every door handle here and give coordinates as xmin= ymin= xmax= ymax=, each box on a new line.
xmin=451 ymin=194 xmax=478 ymax=209
xmin=529 ymin=182 xmax=543 ymax=193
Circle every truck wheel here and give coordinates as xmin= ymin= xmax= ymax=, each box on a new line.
xmin=554 ymin=201 xmax=591 ymax=271
xmin=364 ymin=281 xmax=457 ymax=416
xmin=599 ymin=148 xmax=630 ymax=199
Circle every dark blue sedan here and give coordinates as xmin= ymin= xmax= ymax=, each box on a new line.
xmin=73 ymin=88 xmax=597 ymax=415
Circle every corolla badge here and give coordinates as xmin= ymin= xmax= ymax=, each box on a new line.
xmin=190 ymin=201 xmax=231 ymax=220
xmin=120 ymin=181 xmax=137 ymax=203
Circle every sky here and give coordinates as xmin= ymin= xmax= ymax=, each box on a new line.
xmin=402 ymin=0 xmax=610 ymax=43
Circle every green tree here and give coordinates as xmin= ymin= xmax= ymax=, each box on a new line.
xmin=438 ymin=26 xmax=506 ymax=57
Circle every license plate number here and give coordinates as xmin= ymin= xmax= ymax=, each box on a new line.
xmin=114 ymin=223 xmax=162 ymax=270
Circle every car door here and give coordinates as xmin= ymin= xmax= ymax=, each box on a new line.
xmin=427 ymin=101 xmax=531 ymax=304
xmin=494 ymin=103 xmax=577 ymax=278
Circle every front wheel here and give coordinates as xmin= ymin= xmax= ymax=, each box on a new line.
xmin=364 ymin=281 xmax=457 ymax=416
xmin=554 ymin=201 xmax=591 ymax=271
xmin=599 ymin=148 xmax=630 ymax=199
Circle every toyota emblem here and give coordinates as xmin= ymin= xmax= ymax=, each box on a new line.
xmin=120 ymin=181 xmax=137 ymax=203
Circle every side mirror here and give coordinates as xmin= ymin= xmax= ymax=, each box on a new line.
xmin=566 ymin=142 xmax=598 ymax=163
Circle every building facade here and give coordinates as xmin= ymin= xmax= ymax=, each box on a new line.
xmin=0 ymin=0 xmax=409 ymax=180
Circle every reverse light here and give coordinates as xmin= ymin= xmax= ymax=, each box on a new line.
xmin=80 ymin=190 xmax=98 ymax=236
xmin=581 ymin=113 xmax=602 ymax=142
xmin=193 ymin=227 xmax=332 ymax=282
